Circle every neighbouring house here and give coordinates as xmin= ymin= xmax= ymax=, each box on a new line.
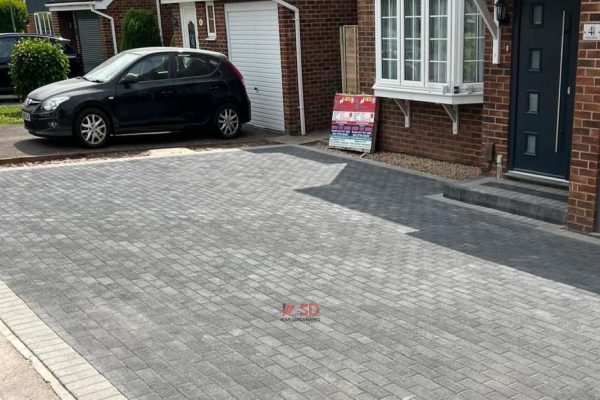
xmin=358 ymin=0 xmax=600 ymax=233
xmin=47 ymin=0 xmax=357 ymax=135
xmin=47 ymin=0 xmax=161 ymax=73
xmin=24 ymin=0 xmax=54 ymax=34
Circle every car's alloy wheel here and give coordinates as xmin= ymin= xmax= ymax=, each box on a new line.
xmin=80 ymin=113 xmax=108 ymax=146
xmin=217 ymin=108 xmax=240 ymax=137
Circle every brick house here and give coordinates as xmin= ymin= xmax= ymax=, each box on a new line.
xmin=47 ymin=0 xmax=357 ymax=135
xmin=358 ymin=0 xmax=600 ymax=233
xmin=47 ymin=0 xmax=160 ymax=73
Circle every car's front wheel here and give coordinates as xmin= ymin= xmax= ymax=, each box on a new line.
xmin=214 ymin=105 xmax=241 ymax=139
xmin=74 ymin=108 xmax=111 ymax=148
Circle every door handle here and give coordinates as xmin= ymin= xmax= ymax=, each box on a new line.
xmin=209 ymin=84 xmax=221 ymax=91
xmin=555 ymin=10 xmax=566 ymax=153
xmin=161 ymin=90 xmax=174 ymax=96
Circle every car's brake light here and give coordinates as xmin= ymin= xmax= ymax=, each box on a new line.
xmin=230 ymin=64 xmax=244 ymax=84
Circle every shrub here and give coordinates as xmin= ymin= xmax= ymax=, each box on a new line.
xmin=9 ymin=38 xmax=69 ymax=98
xmin=121 ymin=9 xmax=161 ymax=51
xmin=0 ymin=0 xmax=27 ymax=33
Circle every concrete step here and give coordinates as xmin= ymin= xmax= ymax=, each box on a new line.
xmin=443 ymin=178 xmax=568 ymax=225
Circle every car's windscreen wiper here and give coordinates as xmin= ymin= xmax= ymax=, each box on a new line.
xmin=82 ymin=76 xmax=104 ymax=83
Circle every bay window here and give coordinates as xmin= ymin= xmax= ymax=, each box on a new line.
xmin=375 ymin=0 xmax=485 ymax=104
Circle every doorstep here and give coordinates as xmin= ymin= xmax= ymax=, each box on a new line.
xmin=443 ymin=177 xmax=568 ymax=225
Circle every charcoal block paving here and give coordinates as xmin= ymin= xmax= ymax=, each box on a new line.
xmin=0 ymin=146 xmax=600 ymax=399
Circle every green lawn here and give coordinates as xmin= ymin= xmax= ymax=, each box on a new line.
xmin=0 ymin=103 xmax=23 ymax=124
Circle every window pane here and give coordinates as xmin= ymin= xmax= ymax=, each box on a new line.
xmin=528 ymin=92 xmax=539 ymax=114
xmin=526 ymin=133 xmax=537 ymax=155
xmin=176 ymin=54 xmax=218 ymax=78
xmin=530 ymin=49 xmax=541 ymax=71
xmin=381 ymin=0 xmax=398 ymax=80
xmin=429 ymin=0 xmax=448 ymax=83
xmin=532 ymin=5 xmax=543 ymax=26
xmin=404 ymin=0 xmax=421 ymax=81
xmin=463 ymin=0 xmax=484 ymax=83
xmin=128 ymin=55 xmax=171 ymax=82
xmin=207 ymin=4 xmax=216 ymax=35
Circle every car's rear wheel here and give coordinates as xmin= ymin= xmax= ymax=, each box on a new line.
xmin=75 ymin=108 xmax=111 ymax=148
xmin=214 ymin=105 xmax=241 ymax=139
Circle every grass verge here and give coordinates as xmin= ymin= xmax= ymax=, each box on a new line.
xmin=0 ymin=103 xmax=23 ymax=125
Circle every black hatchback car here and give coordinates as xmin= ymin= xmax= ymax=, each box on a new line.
xmin=0 ymin=33 xmax=83 ymax=98
xmin=22 ymin=48 xmax=251 ymax=147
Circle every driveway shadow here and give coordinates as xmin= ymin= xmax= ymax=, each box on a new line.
xmin=249 ymin=145 xmax=600 ymax=295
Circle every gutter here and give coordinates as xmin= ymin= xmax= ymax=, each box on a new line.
xmin=272 ymin=0 xmax=306 ymax=136
xmin=89 ymin=6 xmax=118 ymax=55
xmin=46 ymin=1 xmax=104 ymax=12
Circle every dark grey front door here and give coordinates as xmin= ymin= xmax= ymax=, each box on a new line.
xmin=511 ymin=0 xmax=580 ymax=180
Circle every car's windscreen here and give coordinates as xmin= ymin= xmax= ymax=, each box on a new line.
xmin=84 ymin=52 xmax=141 ymax=83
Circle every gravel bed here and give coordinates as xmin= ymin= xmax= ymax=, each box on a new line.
xmin=306 ymin=141 xmax=482 ymax=181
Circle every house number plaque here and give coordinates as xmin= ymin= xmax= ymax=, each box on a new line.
xmin=583 ymin=24 xmax=600 ymax=41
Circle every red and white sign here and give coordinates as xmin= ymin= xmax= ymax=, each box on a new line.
xmin=330 ymin=94 xmax=378 ymax=153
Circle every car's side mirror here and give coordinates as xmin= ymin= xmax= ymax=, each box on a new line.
xmin=121 ymin=73 xmax=139 ymax=86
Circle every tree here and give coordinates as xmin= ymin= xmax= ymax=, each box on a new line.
xmin=121 ymin=9 xmax=161 ymax=51
xmin=9 ymin=38 xmax=69 ymax=98
xmin=0 ymin=0 xmax=27 ymax=33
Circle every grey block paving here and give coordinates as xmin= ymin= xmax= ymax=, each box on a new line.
xmin=1 ymin=146 xmax=600 ymax=399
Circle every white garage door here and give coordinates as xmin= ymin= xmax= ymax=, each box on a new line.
xmin=225 ymin=2 xmax=284 ymax=132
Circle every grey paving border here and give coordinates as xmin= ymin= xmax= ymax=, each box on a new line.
xmin=0 ymin=281 xmax=125 ymax=400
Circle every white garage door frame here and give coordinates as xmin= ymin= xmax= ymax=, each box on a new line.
xmin=224 ymin=1 xmax=285 ymax=132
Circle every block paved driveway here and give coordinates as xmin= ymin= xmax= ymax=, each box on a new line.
xmin=1 ymin=145 xmax=600 ymax=400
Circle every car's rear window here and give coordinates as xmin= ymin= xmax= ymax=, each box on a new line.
xmin=176 ymin=54 xmax=219 ymax=78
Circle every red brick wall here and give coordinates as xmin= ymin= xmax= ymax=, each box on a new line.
xmin=52 ymin=12 xmax=78 ymax=50
xmin=26 ymin=13 xmax=35 ymax=33
xmin=292 ymin=0 xmax=358 ymax=134
xmin=100 ymin=0 xmax=159 ymax=57
xmin=160 ymin=3 xmax=180 ymax=46
xmin=481 ymin=0 xmax=513 ymax=172
xmin=568 ymin=0 xmax=600 ymax=233
xmin=357 ymin=0 xmax=482 ymax=165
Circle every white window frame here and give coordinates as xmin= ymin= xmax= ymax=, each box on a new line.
xmin=374 ymin=0 xmax=484 ymax=105
xmin=34 ymin=12 xmax=54 ymax=36
xmin=205 ymin=1 xmax=216 ymax=40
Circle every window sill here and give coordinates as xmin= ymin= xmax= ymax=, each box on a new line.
xmin=373 ymin=83 xmax=483 ymax=105
xmin=205 ymin=36 xmax=217 ymax=41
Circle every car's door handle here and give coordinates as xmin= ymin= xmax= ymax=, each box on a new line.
xmin=161 ymin=90 xmax=174 ymax=96
xmin=209 ymin=85 xmax=221 ymax=91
